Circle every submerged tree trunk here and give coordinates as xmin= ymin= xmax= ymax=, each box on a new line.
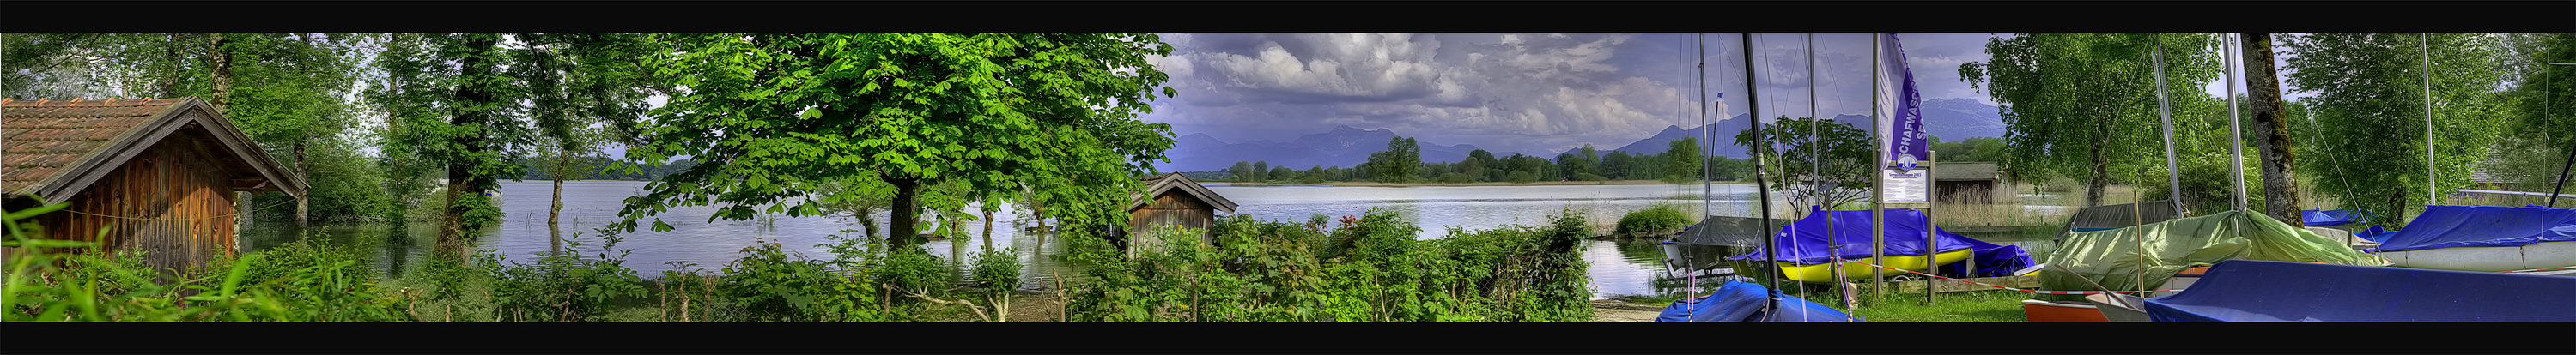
xmin=982 ymin=207 xmax=994 ymax=253
xmin=550 ymin=178 xmax=565 ymax=256
xmin=888 ymin=175 xmax=922 ymax=250
xmin=2243 ymin=33 xmax=2303 ymax=226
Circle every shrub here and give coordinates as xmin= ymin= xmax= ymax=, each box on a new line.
xmin=1615 ymin=203 xmax=1692 ymax=238
xmin=1061 ymin=208 xmax=1594 ymax=322
xmin=3 ymin=202 xmax=412 ymax=322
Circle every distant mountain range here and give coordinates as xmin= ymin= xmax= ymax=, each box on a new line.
xmin=1157 ymin=98 xmax=2008 ymax=171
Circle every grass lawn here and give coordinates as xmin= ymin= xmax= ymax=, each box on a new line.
xmin=1850 ymin=290 xmax=2030 ymax=322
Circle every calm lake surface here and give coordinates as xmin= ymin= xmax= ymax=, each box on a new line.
xmin=247 ymin=180 xmax=2064 ymax=299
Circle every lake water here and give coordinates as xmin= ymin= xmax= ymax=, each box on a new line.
xmin=247 ymin=180 xmax=2064 ymax=299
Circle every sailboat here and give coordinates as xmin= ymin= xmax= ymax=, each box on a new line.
xmin=1654 ymin=33 xmax=1862 ymax=322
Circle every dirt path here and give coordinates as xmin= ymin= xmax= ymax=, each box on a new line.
xmin=1591 ymin=299 xmax=1667 ymax=322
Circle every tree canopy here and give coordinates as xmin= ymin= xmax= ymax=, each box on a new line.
xmin=2285 ymin=33 xmax=2512 ymax=226
xmin=614 ymin=33 xmax=1179 ymax=250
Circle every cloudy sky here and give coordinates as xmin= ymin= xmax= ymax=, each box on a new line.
xmin=1138 ymin=33 xmax=2279 ymax=157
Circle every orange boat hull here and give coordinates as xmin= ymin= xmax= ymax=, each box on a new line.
xmin=2021 ymin=299 xmax=2108 ymax=322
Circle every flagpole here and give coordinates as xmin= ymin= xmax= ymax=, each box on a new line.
xmin=1868 ymin=33 xmax=1888 ymax=300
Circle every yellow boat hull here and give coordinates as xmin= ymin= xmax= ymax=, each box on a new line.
xmin=1773 ymin=249 xmax=1974 ymax=283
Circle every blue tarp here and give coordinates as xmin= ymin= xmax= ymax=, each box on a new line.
xmin=2366 ymin=205 xmax=2576 ymax=252
xmin=1653 ymin=280 xmax=1862 ymax=322
xmin=2142 ymin=260 xmax=2576 ymax=322
xmin=2300 ymin=209 xmax=2360 ymax=227
xmin=1728 ymin=207 xmax=2035 ymax=277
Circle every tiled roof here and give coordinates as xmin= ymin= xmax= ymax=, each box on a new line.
xmin=3 ymin=98 xmax=189 ymax=195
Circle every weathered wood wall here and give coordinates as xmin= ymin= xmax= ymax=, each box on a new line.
xmin=1127 ymin=191 xmax=1216 ymax=252
xmin=33 ymin=134 xmax=239 ymax=271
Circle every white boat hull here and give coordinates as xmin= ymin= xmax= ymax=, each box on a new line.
xmin=2379 ymin=240 xmax=2576 ymax=272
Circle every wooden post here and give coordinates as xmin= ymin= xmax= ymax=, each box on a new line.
xmin=1924 ymin=150 xmax=1937 ymax=304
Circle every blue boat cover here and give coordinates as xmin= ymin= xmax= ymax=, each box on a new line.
xmin=2300 ymin=209 xmax=2360 ymax=227
xmin=1728 ymin=207 xmax=2034 ymax=277
xmin=1653 ymin=280 xmax=1862 ymax=322
xmin=2368 ymin=205 xmax=2576 ymax=252
xmin=2143 ymin=260 xmax=2576 ymax=322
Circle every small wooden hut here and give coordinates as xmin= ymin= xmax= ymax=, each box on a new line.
xmin=2 ymin=98 xmax=308 ymax=271
xmin=1120 ymin=173 xmax=1237 ymax=250
xmin=1935 ymin=162 xmax=2002 ymax=203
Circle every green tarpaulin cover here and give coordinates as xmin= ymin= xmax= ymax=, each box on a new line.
xmin=2038 ymin=210 xmax=2387 ymax=301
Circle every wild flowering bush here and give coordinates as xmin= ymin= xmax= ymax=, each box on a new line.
xmin=1062 ymin=208 xmax=1595 ymax=322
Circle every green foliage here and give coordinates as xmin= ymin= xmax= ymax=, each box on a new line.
xmin=1616 ymin=203 xmax=1692 ymax=238
xmin=2284 ymin=33 xmax=2512 ymax=226
xmin=1961 ymin=33 xmax=2225 ymax=204
xmin=1734 ymin=117 xmax=1874 ymax=208
xmin=477 ymin=232 xmax=649 ymax=322
xmin=1364 ymin=136 xmax=1424 ymax=183
xmin=3 ymin=203 xmax=414 ymax=322
xmin=701 ymin=236 xmax=890 ymax=322
xmin=1060 ymin=208 xmax=1593 ymax=322
xmin=1663 ymin=137 xmax=1703 ymax=182
xmin=969 ymin=250 xmax=1024 ymax=294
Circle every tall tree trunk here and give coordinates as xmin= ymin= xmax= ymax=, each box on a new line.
xmin=438 ymin=34 xmax=503 ymax=262
xmin=294 ymin=139 xmax=309 ymax=227
xmin=2242 ymin=33 xmax=2303 ymax=226
xmin=888 ymin=174 xmax=922 ymax=250
xmin=159 ymin=33 xmax=183 ymax=98
xmin=209 ymin=33 xmax=232 ymax=113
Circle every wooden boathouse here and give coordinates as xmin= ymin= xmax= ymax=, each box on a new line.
xmin=1120 ymin=173 xmax=1237 ymax=250
xmin=2 ymin=98 xmax=308 ymax=271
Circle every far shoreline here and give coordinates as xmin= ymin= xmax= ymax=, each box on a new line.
xmin=1206 ymin=179 xmax=1755 ymax=188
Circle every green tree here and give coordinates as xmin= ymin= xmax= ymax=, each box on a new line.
xmin=1253 ymin=160 xmax=1270 ymax=182
xmin=1365 ymin=136 xmax=1422 ymax=183
xmin=617 ymin=33 xmax=1179 ymax=252
xmin=2285 ymin=33 xmax=2512 ymax=226
xmin=372 ymin=33 xmax=532 ymax=261
xmin=1735 ymin=117 xmax=1872 ymax=208
xmin=1599 ymin=151 xmax=1634 ymax=180
xmin=1961 ymin=33 xmax=2224 ymax=207
xmin=1663 ymin=137 xmax=1703 ymax=183
xmin=2485 ymin=33 xmax=2576 ymax=196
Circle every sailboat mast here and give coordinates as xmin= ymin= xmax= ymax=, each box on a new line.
xmin=2227 ymin=33 xmax=2246 ymax=211
xmin=2423 ymin=33 xmax=2439 ymax=206
xmin=1810 ymin=33 xmax=1849 ymax=312
xmin=1741 ymin=33 xmax=1782 ymax=308
xmin=1700 ymin=33 xmax=1714 ymax=249
xmin=2153 ymin=34 xmax=2184 ymax=215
